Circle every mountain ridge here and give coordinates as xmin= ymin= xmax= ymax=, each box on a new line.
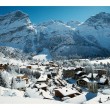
xmin=0 ymin=10 xmax=110 ymax=59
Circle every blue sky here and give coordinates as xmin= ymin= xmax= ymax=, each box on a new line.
xmin=0 ymin=6 xmax=110 ymax=24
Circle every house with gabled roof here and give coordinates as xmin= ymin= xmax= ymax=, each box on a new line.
xmin=35 ymin=83 xmax=48 ymax=91
xmin=77 ymin=78 xmax=90 ymax=87
xmin=12 ymin=77 xmax=27 ymax=91
xmin=98 ymin=77 xmax=108 ymax=86
xmin=87 ymin=73 xmax=98 ymax=80
xmin=74 ymin=71 xmax=86 ymax=79
xmin=37 ymin=74 xmax=48 ymax=83
xmin=54 ymin=87 xmax=80 ymax=99
xmin=94 ymin=69 xmax=107 ymax=77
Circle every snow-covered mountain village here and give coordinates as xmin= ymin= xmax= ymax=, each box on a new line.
xmin=1 ymin=10 xmax=110 ymax=104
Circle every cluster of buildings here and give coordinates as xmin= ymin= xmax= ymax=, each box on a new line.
xmin=0 ymin=60 xmax=110 ymax=101
xmin=63 ymin=67 xmax=109 ymax=93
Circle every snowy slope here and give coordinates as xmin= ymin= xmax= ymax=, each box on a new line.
xmin=91 ymin=58 xmax=110 ymax=64
xmin=33 ymin=48 xmax=52 ymax=61
xmin=77 ymin=12 xmax=110 ymax=52
xmin=0 ymin=10 xmax=37 ymax=53
xmin=1 ymin=11 xmax=110 ymax=59
xmin=0 ymin=86 xmax=63 ymax=104
xmin=0 ymin=46 xmax=31 ymax=63
xmin=36 ymin=19 xmax=110 ymax=59
xmin=0 ymin=96 xmax=63 ymax=104
xmin=67 ymin=21 xmax=81 ymax=28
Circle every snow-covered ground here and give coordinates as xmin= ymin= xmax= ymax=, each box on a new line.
xmin=1 ymin=55 xmax=110 ymax=104
xmin=84 ymin=94 xmax=110 ymax=104
xmin=0 ymin=57 xmax=28 ymax=65
xmin=0 ymin=96 xmax=63 ymax=104
xmin=0 ymin=86 xmax=24 ymax=97
xmin=0 ymin=86 xmax=63 ymax=104
xmin=91 ymin=58 xmax=110 ymax=64
xmin=1 ymin=85 xmax=110 ymax=104
xmin=64 ymin=92 xmax=101 ymax=104
xmin=33 ymin=48 xmax=52 ymax=61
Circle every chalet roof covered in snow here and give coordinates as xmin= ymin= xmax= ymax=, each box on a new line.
xmin=20 ymin=66 xmax=27 ymax=69
xmin=63 ymin=67 xmax=75 ymax=71
xmin=64 ymin=92 xmax=100 ymax=104
xmin=98 ymin=77 xmax=107 ymax=84
xmin=55 ymin=87 xmax=79 ymax=96
xmin=75 ymin=66 xmax=84 ymax=69
xmin=16 ymin=74 xmax=26 ymax=77
xmin=45 ymin=71 xmax=51 ymax=75
xmin=64 ymin=93 xmax=87 ymax=104
xmin=37 ymin=74 xmax=48 ymax=82
xmin=87 ymin=73 xmax=98 ymax=78
xmin=49 ymin=67 xmax=55 ymax=71
xmin=81 ymin=78 xmax=90 ymax=82
xmin=35 ymin=83 xmax=47 ymax=88
xmin=76 ymin=71 xmax=83 ymax=75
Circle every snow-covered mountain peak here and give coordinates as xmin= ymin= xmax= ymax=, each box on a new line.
xmin=67 ymin=21 xmax=81 ymax=28
xmin=0 ymin=10 xmax=27 ymax=17
xmin=85 ymin=12 xmax=110 ymax=27
xmin=0 ymin=10 xmax=37 ymax=53
xmin=37 ymin=20 xmax=75 ymax=35
xmin=1 ymin=11 xmax=110 ymax=59
xmin=11 ymin=10 xmax=28 ymax=17
xmin=0 ymin=10 xmax=29 ymax=23
xmin=93 ymin=12 xmax=110 ymax=19
xmin=76 ymin=12 xmax=110 ymax=54
xmin=38 ymin=20 xmax=64 ymax=26
xmin=0 ymin=10 xmax=31 ymax=31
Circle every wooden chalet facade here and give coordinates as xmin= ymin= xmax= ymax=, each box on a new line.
xmin=77 ymin=78 xmax=90 ymax=87
xmin=94 ymin=69 xmax=107 ymax=77
xmin=74 ymin=71 xmax=86 ymax=79
xmin=54 ymin=87 xmax=80 ymax=99
xmin=63 ymin=67 xmax=76 ymax=78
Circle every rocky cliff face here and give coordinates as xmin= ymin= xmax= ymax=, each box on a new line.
xmin=0 ymin=10 xmax=37 ymax=53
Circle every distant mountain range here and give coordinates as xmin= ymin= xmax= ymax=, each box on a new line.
xmin=0 ymin=10 xmax=110 ymax=59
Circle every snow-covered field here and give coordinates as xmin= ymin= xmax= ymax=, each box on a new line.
xmin=0 ymin=86 xmax=63 ymax=104
xmin=33 ymin=48 xmax=52 ymax=61
xmin=0 ymin=96 xmax=63 ymax=104
xmin=91 ymin=58 xmax=110 ymax=64
xmin=0 ymin=57 xmax=28 ymax=65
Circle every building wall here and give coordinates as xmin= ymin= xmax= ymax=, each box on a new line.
xmin=54 ymin=90 xmax=64 ymax=98
xmin=12 ymin=78 xmax=26 ymax=89
xmin=94 ymin=69 xmax=107 ymax=76
xmin=63 ymin=70 xmax=75 ymax=78
xmin=77 ymin=80 xmax=88 ymax=87
xmin=54 ymin=90 xmax=80 ymax=99
xmin=88 ymin=82 xmax=98 ymax=93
